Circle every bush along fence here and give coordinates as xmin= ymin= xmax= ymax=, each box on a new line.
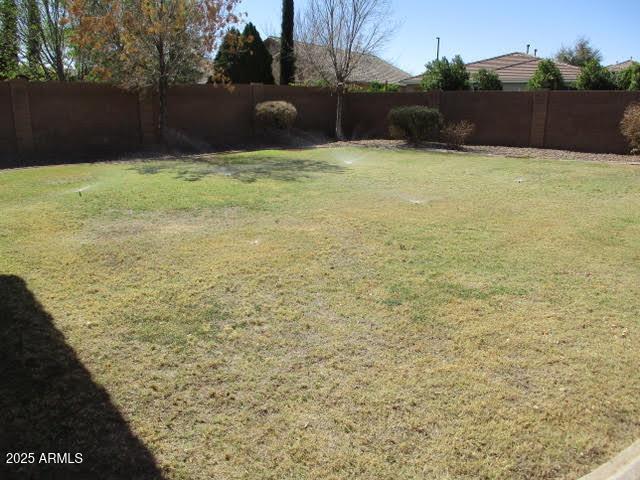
xmin=2 ymin=80 xmax=640 ymax=166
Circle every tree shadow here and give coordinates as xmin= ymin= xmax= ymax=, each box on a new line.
xmin=130 ymin=155 xmax=346 ymax=183
xmin=0 ymin=275 xmax=164 ymax=480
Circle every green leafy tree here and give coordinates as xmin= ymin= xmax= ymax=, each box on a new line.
xmin=576 ymin=60 xmax=616 ymax=90
xmin=237 ymin=23 xmax=274 ymax=84
xmin=279 ymin=0 xmax=295 ymax=85
xmin=555 ymin=37 xmax=602 ymax=67
xmin=0 ymin=0 xmax=19 ymax=78
xmin=472 ymin=68 xmax=502 ymax=90
xmin=616 ymin=62 xmax=640 ymax=91
xmin=421 ymin=55 xmax=470 ymax=91
xmin=527 ymin=59 xmax=566 ymax=90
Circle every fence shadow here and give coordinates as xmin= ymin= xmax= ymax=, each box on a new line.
xmin=130 ymin=155 xmax=346 ymax=183
xmin=0 ymin=275 xmax=164 ymax=480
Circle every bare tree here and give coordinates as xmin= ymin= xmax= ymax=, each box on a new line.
xmin=296 ymin=0 xmax=393 ymax=139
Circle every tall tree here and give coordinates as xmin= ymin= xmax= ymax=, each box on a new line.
xmin=215 ymin=23 xmax=274 ymax=84
xmin=39 ymin=0 xmax=73 ymax=80
xmin=213 ymin=27 xmax=243 ymax=82
xmin=25 ymin=0 xmax=41 ymax=76
xmin=70 ymin=0 xmax=241 ymax=142
xmin=555 ymin=37 xmax=602 ymax=67
xmin=576 ymin=60 xmax=616 ymax=90
xmin=421 ymin=55 xmax=470 ymax=91
xmin=527 ymin=59 xmax=566 ymax=90
xmin=296 ymin=0 xmax=394 ymax=139
xmin=238 ymin=23 xmax=274 ymax=84
xmin=0 ymin=0 xmax=19 ymax=78
xmin=279 ymin=0 xmax=294 ymax=85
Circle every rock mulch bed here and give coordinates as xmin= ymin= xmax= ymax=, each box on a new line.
xmin=326 ymin=139 xmax=640 ymax=164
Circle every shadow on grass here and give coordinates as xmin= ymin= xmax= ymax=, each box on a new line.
xmin=130 ymin=155 xmax=346 ymax=183
xmin=0 ymin=275 xmax=164 ymax=480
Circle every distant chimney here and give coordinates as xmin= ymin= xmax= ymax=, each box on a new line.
xmin=534 ymin=49 xmax=537 ymax=57
xmin=526 ymin=44 xmax=530 ymax=54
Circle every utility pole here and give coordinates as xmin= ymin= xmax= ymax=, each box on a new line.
xmin=436 ymin=37 xmax=440 ymax=61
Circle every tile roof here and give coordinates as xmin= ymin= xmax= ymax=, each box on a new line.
xmin=265 ymin=37 xmax=410 ymax=85
xmin=607 ymin=60 xmax=637 ymax=72
xmin=401 ymin=52 xmax=581 ymax=86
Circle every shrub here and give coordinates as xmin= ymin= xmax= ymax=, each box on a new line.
xmin=388 ymin=106 xmax=443 ymax=143
xmin=441 ymin=121 xmax=475 ymax=147
xmin=616 ymin=63 xmax=640 ymax=91
xmin=254 ymin=101 xmax=297 ymax=130
xmin=576 ymin=60 xmax=616 ymax=90
xmin=620 ymin=103 xmax=640 ymax=153
xmin=421 ymin=55 xmax=470 ymax=91
xmin=366 ymin=81 xmax=400 ymax=93
xmin=527 ymin=59 xmax=566 ymax=90
xmin=472 ymin=69 xmax=503 ymax=90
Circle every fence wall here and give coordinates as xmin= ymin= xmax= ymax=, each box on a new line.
xmin=2 ymin=80 xmax=640 ymax=166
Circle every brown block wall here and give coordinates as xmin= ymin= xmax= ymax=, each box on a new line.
xmin=2 ymin=81 xmax=640 ymax=167
xmin=344 ymin=92 xmax=440 ymax=138
xmin=0 ymin=83 xmax=17 ymax=159
xmin=167 ymin=85 xmax=254 ymax=147
xmin=441 ymin=91 xmax=534 ymax=147
xmin=545 ymin=91 xmax=640 ymax=153
xmin=260 ymin=85 xmax=336 ymax=136
xmin=27 ymin=82 xmax=141 ymax=157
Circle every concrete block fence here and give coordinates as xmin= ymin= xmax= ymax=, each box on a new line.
xmin=2 ymin=80 xmax=639 ymax=166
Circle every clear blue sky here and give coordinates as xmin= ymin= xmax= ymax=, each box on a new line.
xmin=239 ymin=0 xmax=639 ymax=75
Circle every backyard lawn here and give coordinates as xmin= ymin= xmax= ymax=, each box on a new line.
xmin=1 ymin=147 xmax=640 ymax=479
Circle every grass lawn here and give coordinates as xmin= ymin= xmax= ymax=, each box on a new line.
xmin=1 ymin=147 xmax=639 ymax=479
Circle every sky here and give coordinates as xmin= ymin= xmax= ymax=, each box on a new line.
xmin=238 ymin=0 xmax=639 ymax=76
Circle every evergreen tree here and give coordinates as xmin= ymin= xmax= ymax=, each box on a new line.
xmin=0 ymin=0 xmax=19 ymax=78
xmin=214 ymin=24 xmax=275 ymax=84
xmin=421 ymin=55 xmax=470 ymax=91
xmin=616 ymin=63 xmax=640 ymax=91
xmin=25 ymin=0 xmax=41 ymax=77
xmin=576 ymin=60 xmax=616 ymax=90
xmin=213 ymin=27 xmax=243 ymax=82
xmin=279 ymin=0 xmax=295 ymax=85
xmin=472 ymin=68 xmax=503 ymax=90
xmin=527 ymin=59 xmax=566 ymax=90
xmin=237 ymin=23 xmax=274 ymax=84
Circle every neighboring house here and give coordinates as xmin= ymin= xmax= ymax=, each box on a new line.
xmin=400 ymin=52 xmax=581 ymax=91
xmin=607 ymin=59 xmax=637 ymax=73
xmin=264 ymin=37 xmax=410 ymax=86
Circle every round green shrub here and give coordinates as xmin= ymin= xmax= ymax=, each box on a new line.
xmin=388 ymin=106 xmax=443 ymax=143
xmin=255 ymin=101 xmax=298 ymax=130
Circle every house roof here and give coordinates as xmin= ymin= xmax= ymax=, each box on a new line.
xmin=401 ymin=52 xmax=581 ymax=86
xmin=264 ymin=37 xmax=410 ymax=85
xmin=607 ymin=59 xmax=637 ymax=72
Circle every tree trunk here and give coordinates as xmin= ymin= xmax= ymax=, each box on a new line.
xmin=335 ymin=84 xmax=345 ymax=140
xmin=158 ymin=76 xmax=168 ymax=145
xmin=158 ymin=42 xmax=168 ymax=144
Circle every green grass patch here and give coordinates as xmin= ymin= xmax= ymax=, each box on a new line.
xmin=1 ymin=147 xmax=640 ymax=479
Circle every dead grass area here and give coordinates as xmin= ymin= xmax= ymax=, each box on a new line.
xmin=1 ymin=147 xmax=640 ymax=479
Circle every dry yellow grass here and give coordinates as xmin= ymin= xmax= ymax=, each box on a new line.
xmin=1 ymin=148 xmax=639 ymax=479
